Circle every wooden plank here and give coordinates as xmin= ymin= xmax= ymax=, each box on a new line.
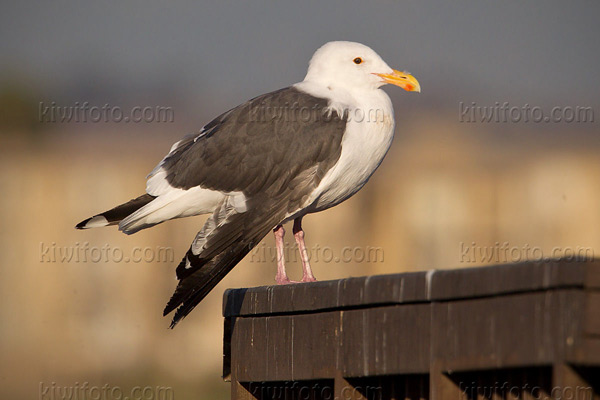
xmin=224 ymin=260 xmax=600 ymax=399
xmin=429 ymin=260 xmax=588 ymax=301
xmin=431 ymin=290 xmax=584 ymax=371
xmin=584 ymin=292 xmax=600 ymax=336
xmin=289 ymin=312 xmax=340 ymax=381
xmin=264 ymin=316 xmax=294 ymax=382
xmin=223 ymin=260 xmax=598 ymax=318
xmin=584 ymin=262 xmax=600 ymax=289
xmin=573 ymin=338 xmax=600 ymax=366
xmin=339 ymin=304 xmax=430 ymax=377
xmin=231 ymin=317 xmax=268 ymax=382
xmin=231 ymin=304 xmax=430 ymax=382
xmin=223 ymin=317 xmax=232 ymax=382
xmin=231 ymin=312 xmax=340 ymax=382
xmin=229 ymin=291 xmax=589 ymax=382
xmin=223 ymin=271 xmax=429 ymax=317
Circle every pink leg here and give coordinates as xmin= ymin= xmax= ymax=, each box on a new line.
xmin=273 ymin=225 xmax=295 ymax=284
xmin=293 ymin=217 xmax=317 ymax=282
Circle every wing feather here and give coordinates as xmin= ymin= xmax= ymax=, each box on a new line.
xmin=160 ymin=86 xmax=350 ymax=326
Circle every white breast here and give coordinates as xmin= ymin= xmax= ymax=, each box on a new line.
xmin=304 ymin=87 xmax=395 ymax=214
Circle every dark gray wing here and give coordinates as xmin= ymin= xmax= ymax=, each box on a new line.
xmin=158 ymin=87 xmax=347 ymax=197
xmin=161 ymin=86 xmax=349 ymax=327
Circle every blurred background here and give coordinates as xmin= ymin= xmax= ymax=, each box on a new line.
xmin=1 ymin=1 xmax=599 ymax=398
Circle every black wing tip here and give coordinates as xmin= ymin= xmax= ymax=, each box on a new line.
xmin=163 ymin=303 xmax=177 ymax=317
xmin=169 ymin=315 xmax=182 ymax=329
xmin=169 ymin=302 xmax=196 ymax=329
xmin=164 ymin=304 xmax=186 ymax=329
xmin=75 ymin=218 xmax=92 ymax=230
xmin=163 ymin=286 xmax=202 ymax=329
xmin=163 ymin=299 xmax=179 ymax=329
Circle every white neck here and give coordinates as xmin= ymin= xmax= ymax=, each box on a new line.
xmin=294 ymin=80 xmax=394 ymax=123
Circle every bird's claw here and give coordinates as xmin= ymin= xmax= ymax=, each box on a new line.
xmin=275 ymin=275 xmax=299 ymax=285
xmin=275 ymin=275 xmax=318 ymax=285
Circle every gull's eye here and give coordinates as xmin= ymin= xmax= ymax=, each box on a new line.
xmin=353 ymin=57 xmax=363 ymax=65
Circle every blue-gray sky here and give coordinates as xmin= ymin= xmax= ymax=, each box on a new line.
xmin=2 ymin=1 xmax=599 ymax=120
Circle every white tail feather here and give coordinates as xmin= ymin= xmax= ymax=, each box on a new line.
xmin=80 ymin=215 xmax=110 ymax=229
xmin=118 ymin=187 xmax=225 ymax=234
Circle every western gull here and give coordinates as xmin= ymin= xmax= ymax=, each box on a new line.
xmin=76 ymin=41 xmax=420 ymax=327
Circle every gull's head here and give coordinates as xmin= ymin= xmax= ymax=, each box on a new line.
xmin=304 ymin=41 xmax=420 ymax=93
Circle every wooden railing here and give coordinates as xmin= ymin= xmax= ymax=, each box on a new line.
xmin=222 ymin=260 xmax=600 ymax=399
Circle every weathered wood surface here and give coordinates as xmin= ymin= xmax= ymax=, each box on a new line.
xmin=223 ymin=260 xmax=600 ymax=399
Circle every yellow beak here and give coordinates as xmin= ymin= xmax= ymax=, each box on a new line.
xmin=374 ymin=69 xmax=421 ymax=92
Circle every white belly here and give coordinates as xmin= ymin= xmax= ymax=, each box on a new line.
xmin=292 ymin=87 xmax=395 ymax=217
xmin=308 ymin=113 xmax=394 ymax=213
xmin=282 ymin=84 xmax=396 ymax=222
